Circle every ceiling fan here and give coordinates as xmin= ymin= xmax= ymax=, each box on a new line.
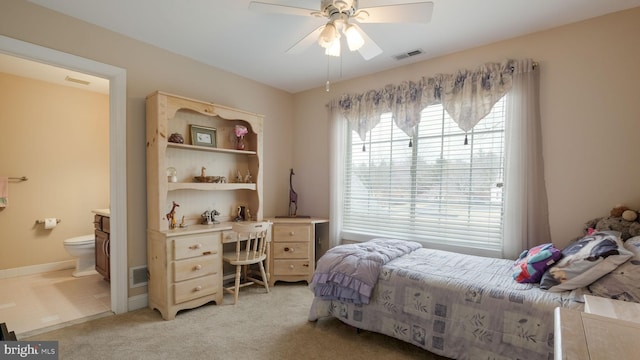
xmin=248 ymin=0 xmax=434 ymax=60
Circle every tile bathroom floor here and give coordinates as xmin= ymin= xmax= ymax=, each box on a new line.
xmin=0 ymin=268 xmax=111 ymax=337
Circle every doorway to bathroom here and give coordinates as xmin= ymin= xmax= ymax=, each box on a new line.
xmin=0 ymin=36 xmax=127 ymax=335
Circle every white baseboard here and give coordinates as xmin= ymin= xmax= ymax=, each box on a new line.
xmin=0 ymin=260 xmax=75 ymax=279
xmin=127 ymin=293 xmax=148 ymax=311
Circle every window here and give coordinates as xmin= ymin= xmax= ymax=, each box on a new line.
xmin=342 ymin=97 xmax=506 ymax=255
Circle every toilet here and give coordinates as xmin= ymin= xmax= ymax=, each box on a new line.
xmin=63 ymin=234 xmax=97 ymax=277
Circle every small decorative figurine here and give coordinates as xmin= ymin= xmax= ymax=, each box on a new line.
xmin=211 ymin=209 xmax=220 ymax=223
xmin=288 ymin=168 xmax=298 ymax=217
xmin=179 ymin=216 xmax=187 ymax=228
xmin=201 ymin=209 xmax=220 ymax=225
xmin=167 ymin=201 xmax=180 ymax=229
xmin=235 ymin=170 xmax=243 ymax=183
xmin=167 ymin=167 xmax=177 ymax=183
xmin=235 ymin=206 xmax=247 ymax=222
xmin=168 ymin=133 xmax=184 ymax=144
xmin=201 ymin=166 xmax=206 ymax=178
xmin=244 ymin=170 xmax=252 ymax=183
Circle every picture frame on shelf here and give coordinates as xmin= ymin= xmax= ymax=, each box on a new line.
xmin=190 ymin=125 xmax=217 ymax=148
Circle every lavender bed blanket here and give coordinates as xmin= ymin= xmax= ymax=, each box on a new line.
xmin=310 ymin=238 xmax=422 ymax=304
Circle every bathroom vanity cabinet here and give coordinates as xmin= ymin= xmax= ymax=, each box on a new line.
xmin=94 ymin=213 xmax=110 ymax=282
xmin=146 ymin=91 xmax=264 ymax=319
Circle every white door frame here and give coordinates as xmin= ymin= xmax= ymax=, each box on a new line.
xmin=0 ymin=35 xmax=128 ymax=314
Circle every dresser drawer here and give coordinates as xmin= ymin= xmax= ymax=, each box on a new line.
xmin=221 ymin=230 xmax=236 ymax=243
xmin=273 ymin=259 xmax=311 ymax=276
xmin=273 ymin=224 xmax=311 ymax=242
xmin=173 ymin=233 xmax=220 ymax=260
xmin=174 ymin=274 xmax=219 ymax=304
xmin=222 ymin=231 xmax=255 ymax=243
xmin=173 ymin=254 xmax=219 ymax=282
xmin=272 ymin=242 xmax=309 ymax=259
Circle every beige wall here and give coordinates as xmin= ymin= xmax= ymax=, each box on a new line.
xmin=293 ymin=7 xmax=640 ymax=251
xmin=0 ymin=72 xmax=109 ymax=269
xmin=0 ymin=0 xmax=294 ymax=297
xmin=2 ymin=0 xmax=639 ymax=300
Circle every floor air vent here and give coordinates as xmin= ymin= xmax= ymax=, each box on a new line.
xmin=129 ymin=266 xmax=148 ymax=288
xmin=393 ymin=49 xmax=423 ymax=61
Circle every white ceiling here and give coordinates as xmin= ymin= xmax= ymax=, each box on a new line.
xmin=19 ymin=0 xmax=640 ymax=93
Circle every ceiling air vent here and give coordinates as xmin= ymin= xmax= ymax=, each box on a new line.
xmin=64 ymin=76 xmax=90 ymax=86
xmin=393 ymin=49 xmax=424 ymax=61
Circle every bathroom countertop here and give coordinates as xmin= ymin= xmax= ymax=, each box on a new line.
xmin=92 ymin=208 xmax=110 ymax=217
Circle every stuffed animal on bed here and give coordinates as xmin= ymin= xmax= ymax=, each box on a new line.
xmin=584 ymin=206 xmax=640 ymax=241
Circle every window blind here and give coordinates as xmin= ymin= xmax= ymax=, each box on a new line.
xmin=342 ymin=97 xmax=506 ymax=254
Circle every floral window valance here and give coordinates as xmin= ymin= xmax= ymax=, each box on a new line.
xmin=333 ymin=59 xmax=523 ymax=146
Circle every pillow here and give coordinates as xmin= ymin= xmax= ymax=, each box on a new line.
xmin=512 ymin=243 xmax=562 ymax=283
xmin=587 ymin=236 xmax=640 ymax=301
xmin=539 ymin=231 xmax=632 ymax=292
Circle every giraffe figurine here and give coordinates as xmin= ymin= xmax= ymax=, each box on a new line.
xmin=166 ymin=201 xmax=180 ymax=229
xmin=288 ymin=168 xmax=298 ymax=217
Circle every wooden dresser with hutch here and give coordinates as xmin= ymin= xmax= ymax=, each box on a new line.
xmin=146 ymin=91 xmax=264 ymax=320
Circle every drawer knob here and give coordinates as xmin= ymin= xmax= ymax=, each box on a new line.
xmin=284 ymin=247 xmax=294 ymax=252
xmin=194 ymin=286 xmax=202 ymax=292
xmin=303 ymin=263 xmax=310 ymax=267
xmin=190 ymin=243 xmax=202 ymax=250
xmin=289 ymin=265 xmax=294 ymax=269
xmin=194 ymin=264 xmax=202 ymax=271
xmin=289 ymin=231 xmax=295 ymax=236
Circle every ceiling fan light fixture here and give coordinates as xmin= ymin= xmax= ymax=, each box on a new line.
xmin=318 ymin=22 xmax=338 ymax=48
xmin=333 ymin=0 xmax=354 ymax=12
xmin=325 ymin=37 xmax=341 ymax=56
xmin=344 ymin=23 xmax=364 ymax=51
xmin=250 ymin=0 xmax=432 ymax=61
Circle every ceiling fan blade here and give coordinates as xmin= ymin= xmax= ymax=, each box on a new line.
xmin=350 ymin=24 xmax=383 ymax=60
xmin=248 ymin=1 xmax=316 ymax=17
xmin=286 ymin=26 xmax=325 ymax=54
xmin=356 ymin=1 xmax=434 ymax=23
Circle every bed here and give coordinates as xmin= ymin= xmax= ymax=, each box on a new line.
xmin=307 ymin=235 xmax=640 ymax=360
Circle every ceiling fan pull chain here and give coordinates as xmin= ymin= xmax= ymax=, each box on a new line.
xmin=326 ymin=55 xmax=331 ymax=92
xmin=340 ymin=50 xmax=343 ymax=79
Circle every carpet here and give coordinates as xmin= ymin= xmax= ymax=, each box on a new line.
xmin=23 ymin=283 xmax=448 ymax=359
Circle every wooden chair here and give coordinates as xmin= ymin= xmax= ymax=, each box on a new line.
xmin=222 ymin=221 xmax=271 ymax=305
